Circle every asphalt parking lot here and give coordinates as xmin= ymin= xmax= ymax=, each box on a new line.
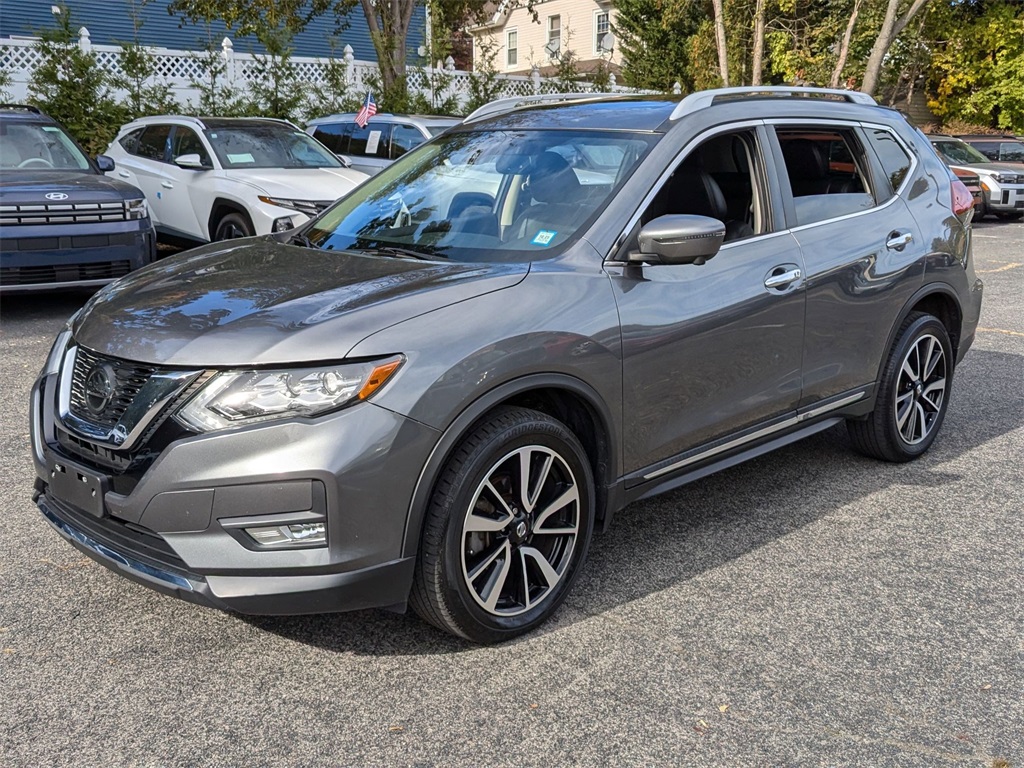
xmin=1 ymin=219 xmax=1021 ymax=767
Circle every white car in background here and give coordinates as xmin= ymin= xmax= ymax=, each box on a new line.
xmin=105 ymin=116 xmax=369 ymax=242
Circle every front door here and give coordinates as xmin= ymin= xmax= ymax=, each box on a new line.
xmin=610 ymin=127 xmax=806 ymax=477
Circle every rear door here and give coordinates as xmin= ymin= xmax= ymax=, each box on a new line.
xmin=768 ymin=121 xmax=926 ymax=407
xmin=117 ymin=124 xmax=172 ymax=229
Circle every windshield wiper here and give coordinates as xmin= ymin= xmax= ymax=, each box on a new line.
xmin=360 ymin=246 xmax=443 ymax=261
xmin=288 ymin=232 xmax=316 ymax=249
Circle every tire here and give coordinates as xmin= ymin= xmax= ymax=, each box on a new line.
xmin=411 ymin=406 xmax=595 ymax=643
xmin=996 ymin=211 xmax=1023 ymax=221
xmin=847 ymin=312 xmax=953 ymax=462
xmin=213 ymin=211 xmax=254 ymax=240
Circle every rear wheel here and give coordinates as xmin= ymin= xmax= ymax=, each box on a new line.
xmin=847 ymin=312 xmax=952 ymax=462
xmin=411 ymin=407 xmax=594 ymax=643
xmin=213 ymin=211 xmax=254 ymax=240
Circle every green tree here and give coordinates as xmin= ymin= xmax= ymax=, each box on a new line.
xmin=26 ymin=3 xmax=124 ymax=155
xmin=616 ymin=0 xmax=703 ymax=92
xmin=926 ymin=0 xmax=1024 ymax=131
xmin=114 ymin=0 xmax=180 ymax=120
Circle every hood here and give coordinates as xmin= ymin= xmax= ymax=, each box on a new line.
xmin=947 ymin=162 xmax=1024 ymax=177
xmin=72 ymin=238 xmax=528 ymax=367
xmin=0 ymin=170 xmax=143 ymax=203
xmin=233 ymin=167 xmax=370 ymax=201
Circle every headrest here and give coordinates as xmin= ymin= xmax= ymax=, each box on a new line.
xmin=526 ymin=151 xmax=581 ymax=203
xmin=781 ymin=139 xmax=828 ymax=180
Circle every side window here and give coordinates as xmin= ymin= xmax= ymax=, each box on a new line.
xmin=391 ymin=124 xmax=425 ymax=159
xmin=970 ymin=141 xmax=998 ymax=161
xmin=136 ymin=125 xmax=172 ymax=162
xmin=118 ymin=128 xmax=145 ymax=155
xmin=775 ymin=127 xmax=875 ymax=227
xmin=640 ymin=129 xmax=765 ymax=243
xmin=349 ymin=122 xmax=391 ymax=158
xmin=312 ymin=123 xmax=352 ymax=154
xmin=170 ymin=127 xmax=210 ymax=166
xmin=863 ymin=127 xmax=912 ymax=199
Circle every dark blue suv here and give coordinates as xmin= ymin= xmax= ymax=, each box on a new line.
xmin=0 ymin=105 xmax=155 ymax=292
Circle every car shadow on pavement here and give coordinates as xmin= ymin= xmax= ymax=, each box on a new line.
xmin=248 ymin=347 xmax=1023 ymax=655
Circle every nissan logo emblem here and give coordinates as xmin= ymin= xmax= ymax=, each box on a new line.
xmin=45 ymin=192 xmax=69 ymax=201
xmin=84 ymin=365 xmax=117 ymax=416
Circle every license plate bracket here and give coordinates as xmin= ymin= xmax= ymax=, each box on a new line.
xmin=48 ymin=459 xmax=108 ymax=518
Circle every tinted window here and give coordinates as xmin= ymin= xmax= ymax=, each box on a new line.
xmin=312 ymin=123 xmax=353 ymax=154
xmin=997 ymin=141 xmax=1024 ymax=163
xmin=967 ymin=141 xmax=998 ymax=160
xmin=118 ymin=127 xmax=145 ymax=155
xmin=171 ymin=127 xmax=211 ymax=166
xmin=865 ymin=128 xmax=912 ymax=198
xmin=136 ymin=125 xmax=172 ymax=161
xmin=349 ymin=123 xmax=391 ymax=158
xmin=391 ymin=124 xmax=425 ymax=159
xmin=775 ymin=127 xmax=875 ymax=226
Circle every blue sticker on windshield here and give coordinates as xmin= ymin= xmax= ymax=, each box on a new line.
xmin=532 ymin=230 xmax=557 ymax=246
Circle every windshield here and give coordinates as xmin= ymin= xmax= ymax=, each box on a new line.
xmin=996 ymin=142 xmax=1024 ymax=163
xmin=932 ymin=139 xmax=991 ymax=165
xmin=303 ymin=128 xmax=656 ymax=262
xmin=205 ymin=123 xmax=342 ymax=169
xmin=0 ymin=121 xmax=92 ymax=171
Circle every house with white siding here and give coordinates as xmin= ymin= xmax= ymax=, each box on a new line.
xmin=468 ymin=0 xmax=621 ymax=79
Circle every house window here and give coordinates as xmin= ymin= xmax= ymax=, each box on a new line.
xmin=506 ymin=28 xmax=518 ymax=67
xmin=595 ymin=11 xmax=611 ymax=53
xmin=547 ymin=15 xmax=561 ymax=58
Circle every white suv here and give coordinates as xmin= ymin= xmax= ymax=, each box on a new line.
xmin=105 ymin=116 xmax=369 ymax=242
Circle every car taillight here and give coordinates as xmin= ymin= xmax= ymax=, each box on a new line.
xmin=950 ymin=179 xmax=974 ymax=216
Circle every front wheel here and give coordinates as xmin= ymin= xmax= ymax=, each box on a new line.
xmin=411 ymin=407 xmax=595 ymax=643
xmin=847 ymin=312 xmax=953 ymax=462
xmin=213 ymin=211 xmax=254 ymax=240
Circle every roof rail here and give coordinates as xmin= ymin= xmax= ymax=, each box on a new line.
xmin=670 ymin=86 xmax=876 ymax=121
xmin=463 ymin=92 xmax=627 ymax=124
xmin=0 ymin=103 xmax=43 ymax=114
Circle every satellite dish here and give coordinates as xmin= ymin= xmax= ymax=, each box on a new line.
xmin=599 ymin=32 xmax=614 ymax=52
xmin=417 ymin=45 xmax=426 ymax=58
xmin=544 ymin=40 xmax=560 ymax=59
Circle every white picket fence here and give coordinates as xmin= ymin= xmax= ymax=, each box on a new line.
xmin=0 ymin=30 xmax=642 ymax=117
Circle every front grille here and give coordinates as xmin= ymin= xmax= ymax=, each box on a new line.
xmin=0 ymin=261 xmax=131 ymax=286
xmin=3 ymin=233 xmax=138 ymax=251
xmin=44 ymin=492 xmax=192 ymax=575
xmin=69 ymin=347 xmax=158 ymax=428
xmin=958 ymin=174 xmax=980 ymax=187
xmin=0 ymin=200 xmax=134 ymax=225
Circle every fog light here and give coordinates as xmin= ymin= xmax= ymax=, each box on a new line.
xmin=272 ymin=216 xmax=294 ymax=233
xmin=245 ymin=522 xmax=326 ymax=547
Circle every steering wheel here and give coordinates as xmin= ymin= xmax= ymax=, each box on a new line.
xmin=18 ymin=157 xmax=54 ymax=169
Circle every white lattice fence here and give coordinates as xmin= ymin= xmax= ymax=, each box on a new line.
xmin=1 ymin=32 xmax=647 ymax=116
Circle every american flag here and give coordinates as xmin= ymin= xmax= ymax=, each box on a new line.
xmin=354 ymin=91 xmax=377 ymax=128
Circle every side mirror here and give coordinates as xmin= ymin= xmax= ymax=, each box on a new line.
xmin=174 ymin=153 xmax=211 ymax=170
xmin=95 ymin=155 xmax=115 ymax=172
xmin=631 ymin=214 xmax=726 ymax=266
xmin=335 ymin=153 xmax=352 ymax=168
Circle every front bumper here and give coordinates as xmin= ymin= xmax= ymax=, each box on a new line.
xmin=982 ymin=182 xmax=1024 ymax=213
xmin=0 ymin=218 xmax=156 ymax=292
xmin=31 ymin=370 xmax=439 ymax=615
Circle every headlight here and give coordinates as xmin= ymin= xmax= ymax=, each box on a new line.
xmin=994 ymin=173 xmax=1017 ymax=185
xmin=174 ymin=356 xmax=403 ymax=432
xmin=125 ymin=198 xmax=149 ymax=220
xmin=257 ymin=196 xmax=329 ymax=216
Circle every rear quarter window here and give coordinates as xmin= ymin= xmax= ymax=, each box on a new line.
xmin=864 ymin=128 xmax=912 ymax=199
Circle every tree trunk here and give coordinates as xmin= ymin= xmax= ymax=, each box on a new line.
xmin=830 ymin=0 xmax=862 ymax=88
xmin=751 ymin=0 xmax=766 ymax=86
xmin=861 ymin=0 xmax=932 ymax=95
xmin=711 ymin=0 xmax=730 ymax=87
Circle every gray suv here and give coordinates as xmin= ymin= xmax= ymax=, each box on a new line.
xmin=30 ymin=88 xmax=983 ymax=643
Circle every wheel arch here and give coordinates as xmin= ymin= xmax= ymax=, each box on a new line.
xmin=878 ymin=284 xmax=963 ymax=385
xmin=401 ymin=373 xmax=618 ymax=559
xmin=207 ymin=198 xmax=253 ymax=240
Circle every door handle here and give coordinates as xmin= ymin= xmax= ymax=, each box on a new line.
xmin=886 ymin=231 xmax=913 ymax=251
xmin=764 ymin=267 xmax=802 ymax=289
xmin=160 ymin=181 xmax=174 ymax=189
xmin=117 ymin=171 xmax=130 ymax=178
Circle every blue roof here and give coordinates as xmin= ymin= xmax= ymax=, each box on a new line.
xmin=0 ymin=0 xmax=426 ymax=61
